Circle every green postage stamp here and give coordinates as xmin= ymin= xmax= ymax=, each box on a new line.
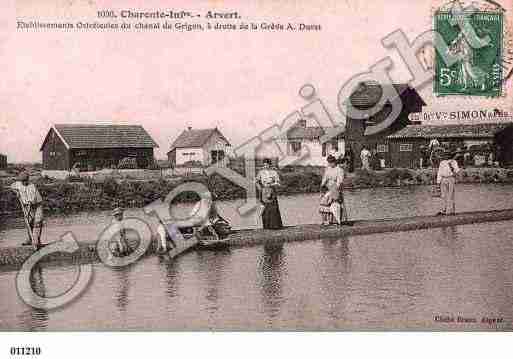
xmin=434 ymin=10 xmax=503 ymax=97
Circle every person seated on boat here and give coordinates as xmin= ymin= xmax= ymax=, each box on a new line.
xmin=189 ymin=190 xmax=232 ymax=242
xmin=319 ymin=155 xmax=344 ymax=225
xmin=109 ymin=207 xmax=130 ymax=256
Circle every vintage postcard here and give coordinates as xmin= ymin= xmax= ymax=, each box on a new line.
xmin=2 ymin=0 xmax=513 ymax=344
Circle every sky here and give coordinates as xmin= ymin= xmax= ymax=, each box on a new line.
xmin=1 ymin=0 xmax=512 ymax=162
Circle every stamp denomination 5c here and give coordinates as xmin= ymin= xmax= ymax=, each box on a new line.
xmin=435 ymin=10 xmax=504 ymax=97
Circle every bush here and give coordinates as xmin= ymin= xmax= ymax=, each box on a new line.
xmin=483 ymin=170 xmax=493 ymax=177
xmin=103 ymin=177 xmax=119 ymax=197
xmin=352 ymin=169 xmax=381 ymax=187
xmin=382 ymin=168 xmax=412 ymax=186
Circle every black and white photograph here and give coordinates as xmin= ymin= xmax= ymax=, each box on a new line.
xmin=1 ymin=0 xmax=513 ymax=356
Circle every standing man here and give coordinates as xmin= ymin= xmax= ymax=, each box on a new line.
xmin=436 ymin=151 xmax=460 ymax=216
xmin=360 ymin=146 xmax=371 ymax=171
xmin=10 ymin=171 xmax=44 ymax=247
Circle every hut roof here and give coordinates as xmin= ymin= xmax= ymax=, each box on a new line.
xmin=349 ymin=81 xmax=412 ymax=109
xmin=168 ymin=128 xmax=230 ymax=152
xmin=286 ymin=126 xmax=344 ymax=141
xmin=41 ymin=124 xmax=159 ymax=150
xmin=388 ymin=123 xmax=512 ymax=139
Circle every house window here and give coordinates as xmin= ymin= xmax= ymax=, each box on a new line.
xmin=211 ymin=150 xmax=225 ymax=164
xmin=289 ymin=141 xmax=302 ymax=155
xmin=331 ymin=140 xmax=339 ymax=152
xmin=322 ymin=143 xmax=327 ymax=157
xmin=399 ymin=144 xmax=413 ymax=152
xmin=76 ymin=150 xmax=87 ymax=156
xmin=377 ymin=144 xmax=388 ymax=153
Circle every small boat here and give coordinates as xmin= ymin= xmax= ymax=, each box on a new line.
xmin=196 ymin=236 xmax=231 ymax=250
xmin=191 ymin=216 xmax=233 ymax=250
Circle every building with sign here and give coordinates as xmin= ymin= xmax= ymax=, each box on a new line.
xmin=387 ymin=122 xmax=513 ymax=168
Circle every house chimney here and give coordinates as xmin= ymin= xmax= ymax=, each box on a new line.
xmin=187 ymin=126 xmax=192 ymax=131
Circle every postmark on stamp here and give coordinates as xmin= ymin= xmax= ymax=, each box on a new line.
xmin=434 ymin=8 xmax=504 ymax=97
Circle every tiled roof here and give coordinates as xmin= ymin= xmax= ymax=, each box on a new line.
xmin=349 ymin=81 xmax=410 ymax=109
xmin=388 ymin=123 xmax=512 ymax=139
xmin=50 ymin=124 xmax=158 ymax=149
xmin=287 ymin=126 xmax=344 ymax=140
xmin=169 ymin=128 xmax=230 ymax=151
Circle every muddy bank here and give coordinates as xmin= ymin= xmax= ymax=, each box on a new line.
xmin=2 ymin=208 xmax=513 ymax=268
xmin=1 ymin=167 xmax=512 ymax=217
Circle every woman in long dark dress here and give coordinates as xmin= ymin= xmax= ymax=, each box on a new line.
xmin=256 ymin=159 xmax=283 ymax=229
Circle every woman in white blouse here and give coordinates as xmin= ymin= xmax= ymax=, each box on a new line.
xmin=256 ymin=158 xmax=283 ymax=229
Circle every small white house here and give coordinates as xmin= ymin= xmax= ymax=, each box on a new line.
xmin=284 ymin=123 xmax=345 ymax=166
xmin=258 ymin=120 xmax=344 ymax=166
xmin=167 ymin=127 xmax=231 ymax=167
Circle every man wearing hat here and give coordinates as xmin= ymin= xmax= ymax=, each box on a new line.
xmin=10 ymin=171 xmax=44 ymax=247
xmin=436 ymin=150 xmax=461 ymax=215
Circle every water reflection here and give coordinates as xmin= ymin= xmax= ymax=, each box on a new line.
xmin=436 ymin=226 xmax=463 ymax=254
xmin=319 ymin=238 xmax=351 ymax=323
xmin=158 ymin=256 xmax=180 ymax=299
xmin=258 ymin=243 xmax=286 ymax=322
xmin=195 ymin=250 xmax=231 ymax=314
xmin=112 ymin=266 xmax=132 ymax=313
xmin=3 ymin=220 xmax=513 ymax=330
xmin=16 ymin=265 xmax=49 ymax=331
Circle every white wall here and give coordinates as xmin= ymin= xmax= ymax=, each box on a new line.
xmin=41 ymin=170 xmax=71 ymax=180
xmin=291 ymin=139 xmax=345 ymax=166
xmin=202 ymin=132 xmax=231 ymax=165
xmin=250 ymin=138 xmax=345 ymax=166
xmin=176 ymin=148 xmax=204 ymax=165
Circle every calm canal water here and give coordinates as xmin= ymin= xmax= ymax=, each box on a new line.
xmin=1 ymin=184 xmax=513 ymax=330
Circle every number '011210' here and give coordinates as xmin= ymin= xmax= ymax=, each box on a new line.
xmin=10 ymin=347 xmax=41 ymax=356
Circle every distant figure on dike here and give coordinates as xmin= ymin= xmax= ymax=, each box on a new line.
xmin=429 ymin=142 xmax=445 ymax=169
xmin=360 ymin=146 xmax=371 ymax=171
xmin=429 ymin=138 xmax=440 ymax=150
